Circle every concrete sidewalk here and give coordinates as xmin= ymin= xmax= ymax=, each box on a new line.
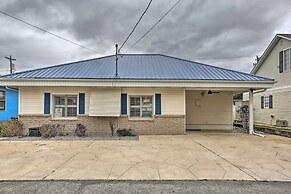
xmin=0 ymin=132 xmax=290 ymax=181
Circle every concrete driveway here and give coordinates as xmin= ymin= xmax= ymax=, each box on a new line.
xmin=0 ymin=132 xmax=290 ymax=181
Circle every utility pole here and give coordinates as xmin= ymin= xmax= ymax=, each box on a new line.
xmin=4 ymin=55 xmax=16 ymax=74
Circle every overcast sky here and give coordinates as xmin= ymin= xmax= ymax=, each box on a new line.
xmin=0 ymin=0 xmax=291 ymax=75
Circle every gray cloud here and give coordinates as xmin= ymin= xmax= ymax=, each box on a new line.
xmin=0 ymin=0 xmax=291 ymax=75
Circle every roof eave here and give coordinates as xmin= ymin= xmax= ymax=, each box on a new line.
xmin=0 ymin=78 xmax=275 ymax=89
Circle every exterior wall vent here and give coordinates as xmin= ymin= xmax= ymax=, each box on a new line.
xmin=276 ymin=120 xmax=288 ymax=127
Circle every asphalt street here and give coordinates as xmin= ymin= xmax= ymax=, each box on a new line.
xmin=0 ymin=180 xmax=290 ymax=194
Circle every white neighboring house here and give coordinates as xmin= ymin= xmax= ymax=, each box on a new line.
xmin=243 ymin=34 xmax=291 ymax=126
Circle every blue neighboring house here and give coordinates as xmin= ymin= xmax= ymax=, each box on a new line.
xmin=0 ymin=86 xmax=18 ymax=121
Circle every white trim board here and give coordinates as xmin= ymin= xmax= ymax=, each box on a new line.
xmin=0 ymin=79 xmax=275 ymax=89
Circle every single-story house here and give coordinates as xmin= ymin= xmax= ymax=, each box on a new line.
xmin=0 ymin=86 xmax=18 ymax=121
xmin=0 ymin=54 xmax=275 ymax=135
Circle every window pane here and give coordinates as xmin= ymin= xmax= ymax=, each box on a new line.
xmin=130 ymin=96 xmax=153 ymax=118
xmin=0 ymin=91 xmax=4 ymax=100
xmin=142 ymin=96 xmax=152 ymax=106
xmin=130 ymin=97 xmax=140 ymax=106
xmin=55 ymin=96 xmax=65 ymax=105
xmin=0 ymin=101 xmax=4 ymax=109
xmin=142 ymin=96 xmax=153 ymax=117
xmin=130 ymin=107 xmax=140 ymax=117
xmin=67 ymin=107 xmax=77 ymax=117
xmin=284 ymin=50 xmax=287 ymax=71
xmin=67 ymin=96 xmax=77 ymax=105
xmin=264 ymin=96 xmax=269 ymax=108
xmin=53 ymin=95 xmax=77 ymax=117
xmin=284 ymin=49 xmax=291 ymax=71
xmin=142 ymin=107 xmax=152 ymax=117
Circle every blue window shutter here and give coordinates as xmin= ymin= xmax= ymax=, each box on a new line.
xmin=44 ymin=93 xmax=50 ymax=114
xmin=121 ymin=93 xmax=127 ymax=114
xmin=155 ymin=94 xmax=161 ymax=115
xmin=79 ymin=93 xmax=85 ymax=114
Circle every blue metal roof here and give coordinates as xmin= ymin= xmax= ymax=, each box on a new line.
xmin=1 ymin=54 xmax=273 ymax=81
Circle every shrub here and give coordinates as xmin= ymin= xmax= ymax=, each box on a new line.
xmin=116 ymin=128 xmax=136 ymax=137
xmin=75 ymin=123 xmax=86 ymax=137
xmin=39 ymin=124 xmax=65 ymax=138
xmin=0 ymin=120 xmax=24 ymax=137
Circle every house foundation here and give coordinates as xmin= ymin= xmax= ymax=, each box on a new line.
xmin=18 ymin=114 xmax=186 ymax=135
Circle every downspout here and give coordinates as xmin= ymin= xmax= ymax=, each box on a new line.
xmin=250 ymin=89 xmax=266 ymax=137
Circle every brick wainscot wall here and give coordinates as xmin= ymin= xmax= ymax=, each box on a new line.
xmin=19 ymin=115 xmax=186 ymax=135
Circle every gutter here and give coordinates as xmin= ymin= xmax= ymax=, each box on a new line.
xmin=253 ymin=89 xmax=267 ymax=94
xmin=5 ymin=86 xmax=18 ymax=92
xmin=0 ymin=77 xmax=276 ymax=83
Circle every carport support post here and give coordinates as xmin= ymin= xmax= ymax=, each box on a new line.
xmin=249 ymin=89 xmax=254 ymax=134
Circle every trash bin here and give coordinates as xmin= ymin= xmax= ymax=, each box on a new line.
xmin=29 ymin=127 xmax=40 ymax=137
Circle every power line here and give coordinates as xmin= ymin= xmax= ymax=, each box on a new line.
xmin=196 ymin=56 xmax=255 ymax=61
xmin=0 ymin=54 xmax=68 ymax=60
xmin=14 ymin=55 xmax=68 ymax=60
xmin=124 ymin=0 xmax=182 ymax=53
xmin=118 ymin=0 xmax=153 ymax=52
xmin=0 ymin=10 xmax=100 ymax=54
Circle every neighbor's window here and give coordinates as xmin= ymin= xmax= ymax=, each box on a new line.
xmin=0 ymin=90 xmax=5 ymax=111
xmin=264 ymin=96 xmax=269 ymax=108
xmin=54 ymin=95 xmax=77 ymax=118
xmin=283 ymin=48 xmax=291 ymax=72
xmin=130 ymin=96 xmax=153 ymax=118
xmin=261 ymin=95 xmax=273 ymax=109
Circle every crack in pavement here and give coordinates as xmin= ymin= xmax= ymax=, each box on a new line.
xmin=42 ymin=142 xmax=94 ymax=180
xmin=117 ymin=165 xmax=135 ymax=179
xmin=191 ymin=138 xmax=257 ymax=180
xmin=107 ymin=163 xmax=114 ymax=179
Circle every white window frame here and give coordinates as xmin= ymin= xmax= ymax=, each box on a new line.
xmin=52 ymin=94 xmax=78 ymax=118
xmin=264 ymin=95 xmax=269 ymax=108
xmin=283 ymin=47 xmax=291 ymax=72
xmin=0 ymin=90 xmax=5 ymax=111
xmin=129 ymin=95 xmax=153 ymax=119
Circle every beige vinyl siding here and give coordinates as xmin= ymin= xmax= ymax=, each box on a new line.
xmin=121 ymin=88 xmax=185 ymax=115
xmin=20 ymin=87 xmax=185 ymax=116
xmin=256 ymin=38 xmax=291 ymax=88
xmin=247 ymin=37 xmax=291 ymax=125
xmin=252 ymin=89 xmax=291 ymax=125
xmin=186 ymin=91 xmax=233 ymax=130
xmin=19 ymin=87 xmax=90 ymax=115
xmin=20 ymin=87 xmax=43 ymax=114
xmin=89 ymin=88 xmax=121 ymax=116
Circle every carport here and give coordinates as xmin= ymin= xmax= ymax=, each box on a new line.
xmin=185 ymin=86 xmax=268 ymax=134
